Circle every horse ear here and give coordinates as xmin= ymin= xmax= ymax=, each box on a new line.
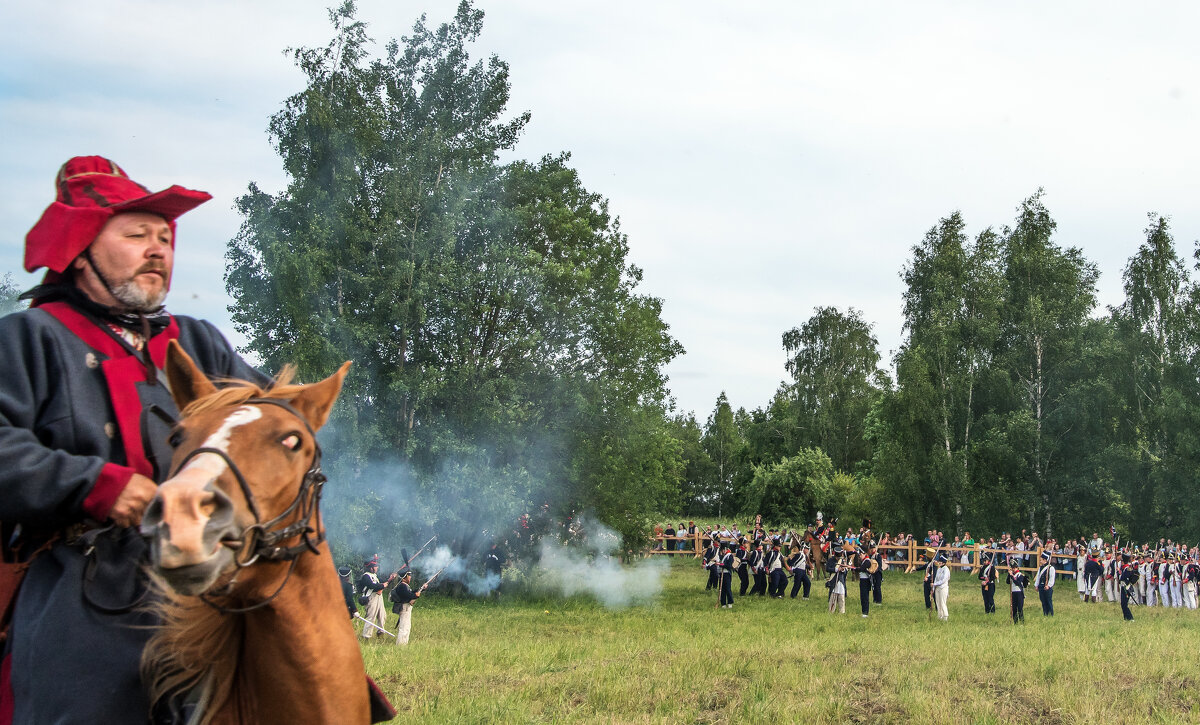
xmin=166 ymin=340 xmax=217 ymax=410
xmin=289 ymin=361 xmax=351 ymax=431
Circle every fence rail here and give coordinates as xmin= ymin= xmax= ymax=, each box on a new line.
xmin=648 ymin=533 xmax=1082 ymax=577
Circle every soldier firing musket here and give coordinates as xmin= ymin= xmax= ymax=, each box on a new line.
xmin=358 ymin=555 xmax=396 ymax=641
xmin=387 ymin=563 xmax=448 ymax=646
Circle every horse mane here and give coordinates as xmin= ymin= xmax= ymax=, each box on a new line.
xmin=142 ymin=574 xmax=246 ymax=725
xmin=178 ymin=364 xmax=301 ymax=418
xmin=141 ymin=364 xmax=308 ymax=724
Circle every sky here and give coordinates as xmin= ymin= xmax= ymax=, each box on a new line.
xmin=3 ymin=1 xmax=1199 ymax=421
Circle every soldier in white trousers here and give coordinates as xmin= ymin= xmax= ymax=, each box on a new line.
xmin=1103 ymin=552 xmax=1117 ymax=602
xmin=359 ymin=557 xmax=396 ymax=640
xmin=932 ymin=554 xmax=951 ymax=621
xmin=390 ymin=570 xmax=421 ymax=645
xmin=1168 ymin=557 xmax=1183 ymax=608
xmin=1157 ymin=558 xmax=1171 ymax=608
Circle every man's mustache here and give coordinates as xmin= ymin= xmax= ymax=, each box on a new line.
xmin=134 ymin=262 xmax=169 ymax=278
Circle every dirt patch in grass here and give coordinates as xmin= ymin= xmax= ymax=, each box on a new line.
xmin=839 ymin=674 xmax=908 ymax=724
xmin=698 ymin=676 xmax=742 ymax=713
xmin=990 ymin=681 xmax=1064 ymax=725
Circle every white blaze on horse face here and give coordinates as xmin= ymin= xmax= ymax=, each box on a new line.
xmin=176 ymin=406 xmax=264 ymax=479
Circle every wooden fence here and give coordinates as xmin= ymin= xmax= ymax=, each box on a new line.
xmin=649 ymin=534 xmax=1081 ymax=577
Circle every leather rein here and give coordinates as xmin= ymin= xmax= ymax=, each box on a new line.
xmin=167 ymin=398 xmax=327 ymax=614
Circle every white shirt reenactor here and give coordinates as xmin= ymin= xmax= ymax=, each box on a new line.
xmin=1168 ymin=558 xmax=1183 ymax=608
xmin=1103 ymin=553 xmax=1117 ymax=602
xmin=358 ymin=558 xmax=397 ymax=640
xmin=932 ymin=555 xmax=951 ymax=621
xmin=1077 ymin=551 xmax=1088 ymax=601
xmin=1157 ymin=559 xmax=1170 ymax=608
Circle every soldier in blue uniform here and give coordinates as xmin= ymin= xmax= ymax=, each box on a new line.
xmin=1007 ymin=563 xmax=1028 ymax=624
xmin=1118 ymin=553 xmax=1138 ymax=622
xmin=788 ymin=544 xmax=811 ymax=599
xmin=978 ymin=554 xmax=997 ymax=613
xmin=735 ymin=539 xmax=750 ymax=596
xmin=390 ymin=571 xmax=421 ymax=644
xmin=766 ymin=541 xmax=787 ymax=598
xmin=749 ymin=542 xmax=768 ymax=596
xmin=1034 ymin=551 xmax=1056 ymax=616
xmin=855 ymin=548 xmax=873 ymax=617
xmin=718 ymin=543 xmax=735 ymax=608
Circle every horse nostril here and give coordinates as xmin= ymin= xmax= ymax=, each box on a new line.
xmin=204 ymin=484 xmax=235 ymax=526
xmin=199 ymin=492 xmax=218 ymax=518
xmin=140 ymin=497 xmax=164 ymax=536
xmin=200 ymin=483 xmax=237 ymax=554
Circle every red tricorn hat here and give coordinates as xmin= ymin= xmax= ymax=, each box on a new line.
xmin=24 ymin=156 xmax=212 ymax=275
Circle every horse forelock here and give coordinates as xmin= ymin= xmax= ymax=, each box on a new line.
xmin=179 ymin=365 xmax=305 ymax=419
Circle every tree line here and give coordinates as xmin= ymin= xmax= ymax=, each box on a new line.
xmin=680 ymin=197 xmax=1200 ymax=545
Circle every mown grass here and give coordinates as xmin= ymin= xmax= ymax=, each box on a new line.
xmin=360 ymin=558 xmax=1200 ymax=724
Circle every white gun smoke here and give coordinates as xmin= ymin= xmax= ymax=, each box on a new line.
xmin=533 ymin=515 xmax=668 ymax=608
xmin=405 ymin=516 xmax=668 ymax=607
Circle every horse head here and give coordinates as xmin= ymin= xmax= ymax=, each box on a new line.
xmin=141 ymin=341 xmax=350 ymax=599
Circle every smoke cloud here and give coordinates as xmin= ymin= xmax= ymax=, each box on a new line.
xmin=415 ymin=545 xmax=502 ymax=597
xmin=315 ymin=407 xmax=669 ymax=607
xmin=531 ymin=515 xmax=668 ymax=608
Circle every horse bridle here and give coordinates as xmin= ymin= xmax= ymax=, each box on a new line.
xmin=166 ymin=397 xmax=327 ymax=614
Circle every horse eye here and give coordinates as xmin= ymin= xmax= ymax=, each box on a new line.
xmin=168 ymin=430 xmax=185 ymax=448
xmin=280 ymin=433 xmax=302 ymax=451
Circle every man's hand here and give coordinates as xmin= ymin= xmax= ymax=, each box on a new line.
xmin=110 ymin=474 xmax=157 ymax=528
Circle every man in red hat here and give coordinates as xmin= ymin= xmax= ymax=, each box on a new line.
xmin=0 ymin=156 xmax=265 ymax=724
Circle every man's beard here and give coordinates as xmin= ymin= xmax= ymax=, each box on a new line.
xmin=109 ymin=276 xmax=167 ymax=312
xmin=86 ymin=252 xmax=169 ymax=312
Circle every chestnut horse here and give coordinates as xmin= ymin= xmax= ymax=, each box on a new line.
xmin=140 ymin=342 xmax=391 ymax=725
xmin=803 ymin=530 xmax=826 ymax=579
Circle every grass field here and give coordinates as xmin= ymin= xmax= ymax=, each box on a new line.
xmin=361 ymin=558 xmax=1200 ymax=724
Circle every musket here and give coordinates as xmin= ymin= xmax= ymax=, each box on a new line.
xmin=393 ymin=535 xmax=438 ymax=577
xmin=417 ymin=564 xmax=449 ymax=594
xmin=354 ymin=613 xmax=397 ymax=638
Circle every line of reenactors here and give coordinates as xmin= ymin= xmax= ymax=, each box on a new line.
xmin=701 ymin=532 xmax=885 ymax=617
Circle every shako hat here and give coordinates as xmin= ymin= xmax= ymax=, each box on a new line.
xmin=25 ymin=156 xmax=212 ymax=278
xmin=337 ymin=565 xmax=352 ymax=577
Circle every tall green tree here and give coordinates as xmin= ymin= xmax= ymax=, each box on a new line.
xmin=740 ymin=448 xmax=833 ymax=524
xmin=227 ymin=1 xmax=530 ymax=462
xmin=995 ymin=191 xmax=1098 ymax=537
xmin=701 ymin=392 xmax=742 ymax=517
xmin=1106 ymin=215 xmax=1197 ymax=540
xmin=782 ymin=306 xmax=883 ymax=472
xmin=670 ymin=413 xmax=716 ymax=515
xmin=226 ymin=1 xmax=682 ymax=550
xmin=886 ymin=213 xmax=1003 ymax=533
